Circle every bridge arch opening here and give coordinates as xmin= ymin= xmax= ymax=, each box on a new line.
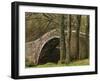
xmin=38 ymin=37 xmax=60 ymax=65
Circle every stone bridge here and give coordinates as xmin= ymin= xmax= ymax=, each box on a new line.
xmin=25 ymin=29 xmax=60 ymax=65
xmin=25 ymin=29 xmax=88 ymax=66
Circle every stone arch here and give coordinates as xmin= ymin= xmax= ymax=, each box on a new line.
xmin=37 ymin=36 xmax=60 ymax=64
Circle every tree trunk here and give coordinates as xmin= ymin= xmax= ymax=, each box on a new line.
xmin=86 ymin=16 xmax=89 ymax=58
xmin=76 ymin=15 xmax=81 ymax=59
xmin=65 ymin=15 xmax=71 ymax=63
xmin=59 ymin=15 xmax=66 ymax=64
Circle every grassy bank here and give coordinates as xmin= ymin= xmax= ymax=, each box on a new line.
xmin=26 ymin=59 xmax=89 ymax=68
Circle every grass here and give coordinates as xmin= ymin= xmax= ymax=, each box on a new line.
xmin=68 ymin=59 xmax=89 ymax=66
xmin=27 ymin=59 xmax=89 ymax=68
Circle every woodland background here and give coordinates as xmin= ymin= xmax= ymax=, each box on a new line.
xmin=25 ymin=13 xmax=89 ymax=67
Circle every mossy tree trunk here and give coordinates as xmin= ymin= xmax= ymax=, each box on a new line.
xmin=65 ymin=15 xmax=71 ymax=63
xmin=76 ymin=15 xmax=81 ymax=59
xmin=86 ymin=16 xmax=89 ymax=58
xmin=59 ymin=15 xmax=66 ymax=64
